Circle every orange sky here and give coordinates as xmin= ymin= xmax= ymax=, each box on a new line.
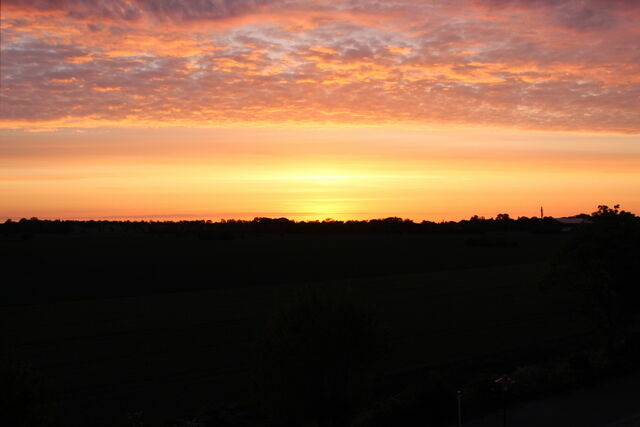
xmin=2 ymin=126 xmax=638 ymax=221
xmin=1 ymin=1 xmax=639 ymax=221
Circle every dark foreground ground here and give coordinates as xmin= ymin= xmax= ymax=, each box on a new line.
xmin=458 ymin=373 xmax=640 ymax=427
xmin=0 ymin=229 xmax=623 ymax=426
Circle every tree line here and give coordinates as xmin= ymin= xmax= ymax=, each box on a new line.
xmin=1 ymin=214 xmax=584 ymax=237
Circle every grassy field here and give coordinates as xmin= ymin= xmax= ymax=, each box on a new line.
xmin=1 ymin=230 xmax=589 ymax=426
xmin=2 ymin=230 xmax=566 ymax=302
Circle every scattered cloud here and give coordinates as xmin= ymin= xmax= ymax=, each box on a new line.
xmin=1 ymin=0 xmax=639 ymax=132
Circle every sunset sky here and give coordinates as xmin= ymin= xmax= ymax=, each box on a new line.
xmin=1 ymin=0 xmax=639 ymax=221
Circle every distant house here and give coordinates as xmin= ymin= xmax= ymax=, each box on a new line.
xmin=554 ymin=217 xmax=591 ymax=232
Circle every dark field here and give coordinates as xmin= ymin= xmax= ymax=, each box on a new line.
xmin=1 ymin=230 xmax=591 ymax=425
xmin=2 ymin=229 xmax=565 ymax=302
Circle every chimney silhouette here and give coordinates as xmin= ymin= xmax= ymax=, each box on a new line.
xmin=540 ymin=206 xmax=544 ymax=219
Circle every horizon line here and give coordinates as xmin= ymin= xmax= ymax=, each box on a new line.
xmin=2 ymin=211 xmax=626 ymax=224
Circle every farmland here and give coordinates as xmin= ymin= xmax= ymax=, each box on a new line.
xmin=1 ymin=229 xmax=592 ymax=426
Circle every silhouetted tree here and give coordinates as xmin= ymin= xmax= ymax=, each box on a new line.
xmin=0 ymin=347 xmax=56 ymax=427
xmin=255 ymin=285 xmax=388 ymax=427
xmin=548 ymin=205 xmax=640 ymax=351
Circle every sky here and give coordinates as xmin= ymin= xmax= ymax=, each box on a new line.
xmin=1 ymin=0 xmax=639 ymax=221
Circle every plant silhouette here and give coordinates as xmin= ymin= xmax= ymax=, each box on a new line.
xmin=548 ymin=205 xmax=640 ymax=351
xmin=255 ymin=285 xmax=388 ymax=427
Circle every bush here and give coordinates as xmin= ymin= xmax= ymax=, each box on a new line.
xmin=510 ymin=350 xmax=611 ymax=398
xmin=255 ymin=285 xmax=388 ymax=427
xmin=353 ymin=370 xmax=456 ymax=427
xmin=0 ymin=348 xmax=56 ymax=427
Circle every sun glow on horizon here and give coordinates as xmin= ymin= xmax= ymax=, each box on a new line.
xmin=2 ymin=125 xmax=639 ymax=222
xmin=2 ymin=1 xmax=639 ymax=221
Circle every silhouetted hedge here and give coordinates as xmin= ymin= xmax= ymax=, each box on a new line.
xmin=255 ymin=285 xmax=389 ymax=427
xmin=0 ymin=348 xmax=57 ymax=427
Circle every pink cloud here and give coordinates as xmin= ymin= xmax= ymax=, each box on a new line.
xmin=2 ymin=0 xmax=286 ymax=22
xmin=1 ymin=0 xmax=639 ymax=132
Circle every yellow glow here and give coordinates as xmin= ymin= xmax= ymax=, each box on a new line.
xmin=2 ymin=126 xmax=639 ymax=221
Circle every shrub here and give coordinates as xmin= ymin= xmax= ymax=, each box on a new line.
xmin=0 ymin=348 xmax=56 ymax=427
xmin=255 ymin=285 xmax=388 ymax=427
xmin=353 ymin=370 xmax=456 ymax=427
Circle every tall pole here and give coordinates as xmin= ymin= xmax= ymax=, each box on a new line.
xmin=540 ymin=206 xmax=544 ymax=219
xmin=457 ymin=389 xmax=462 ymax=427
xmin=503 ymin=389 xmax=507 ymax=427
xmin=494 ymin=375 xmax=514 ymax=427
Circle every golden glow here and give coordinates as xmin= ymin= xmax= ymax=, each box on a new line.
xmin=2 ymin=126 xmax=639 ymax=221
xmin=2 ymin=1 xmax=639 ymax=221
